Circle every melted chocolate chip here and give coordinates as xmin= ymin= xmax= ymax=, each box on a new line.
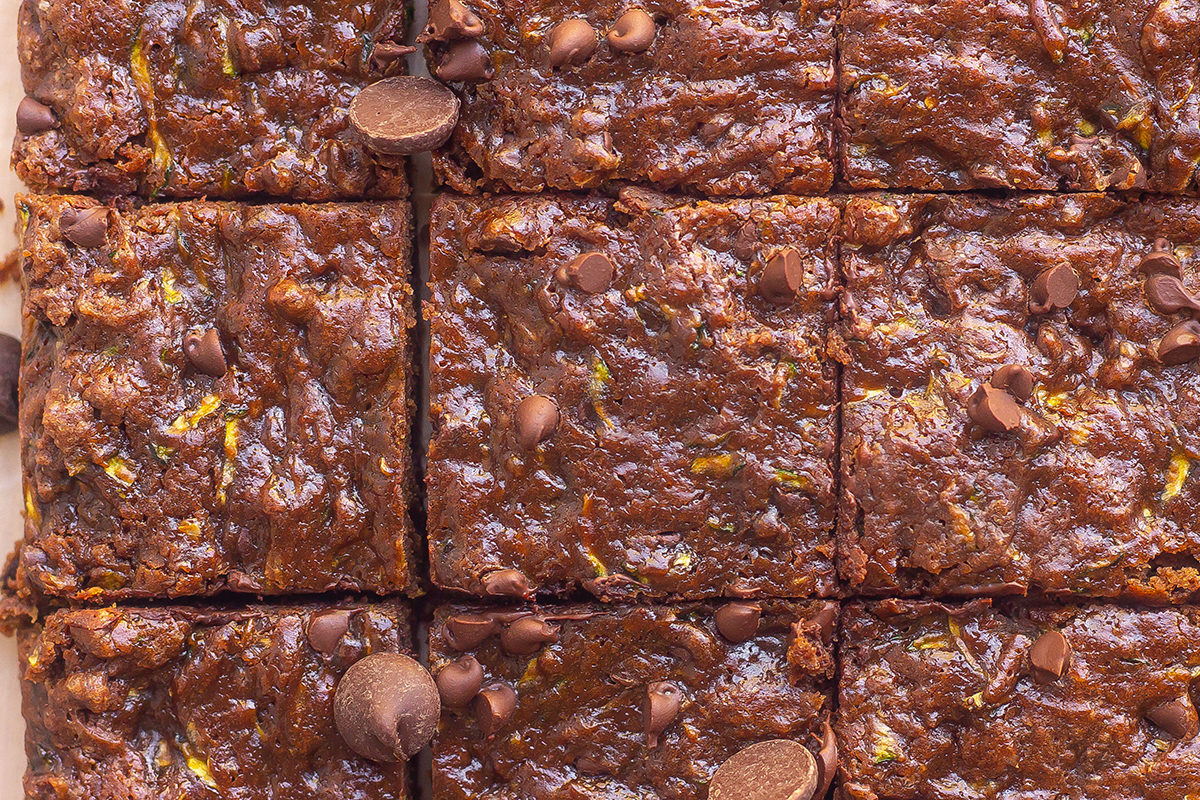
xmin=436 ymin=655 xmax=484 ymax=708
xmin=334 ymin=653 xmax=440 ymax=761
xmin=548 ymin=19 xmax=597 ymax=68
xmin=709 ymin=739 xmax=819 ymax=800
xmin=513 ymin=395 xmax=559 ymax=449
xmin=483 ymin=568 xmax=532 ymax=597
xmin=423 ymin=0 xmax=485 ymax=41
xmin=643 ymin=681 xmax=681 ymax=748
xmin=349 ymin=76 xmax=460 ymax=156
xmin=816 ymin=721 xmax=838 ymax=799
xmin=1029 ymin=630 xmax=1071 ymax=683
xmin=1139 ymin=239 xmax=1182 ymax=279
xmin=183 ymin=329 xmax=228 ymax=377
xmin=16 ymin=97 xmax=55 ymax=135
xmin=967 ymin=384 xmax=1022 ymax=434
xmin=371 ymin=42 xmax=417 ymax=74
xmin=607 ymin=8 xmax=656 ymax=53
xmin=1158 ymin=320 xmax=1200 ymax=366
xmin=306 ymin=609 xmax=354 ymax=654
xmin=1029 ymin=263 xmax=1079 ymax=314
xmin=500 ymin=616 xmax=560 ymax=655
xmin=1148 ymin=695 xmax=1198 ymax=739
xmin=474 ymin=682 xmax=517 ymax=738
xmin=436 ymin=40 xmax=493 ymax=82
xmin=443 ymin=614 xmax=498 ymax=651
xmin=760 ymin=248 xmax=804 ymax=304
xmin=989 ymin=364 xmax=1034 ymax=402
xmin=558 ymin=252 xmax=614 ymax=294
xmin=0 ymin=334 xmax=19 ymax=436
xmin=61 ymin=207 xmax=109 ymax=248
xmin=714 ymin=602 xmax=761 ymax=643
xmin=1145 ymin=274 xmax=1200 ymax=316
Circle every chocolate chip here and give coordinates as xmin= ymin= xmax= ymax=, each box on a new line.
xmin=334 ymin=653 xmax=440 ymax=762
xmin=816 ymin=721 xmax=838 ymax=799
xmin=267 ymin=277 xmax=316 ymax=323
xmin=61 ymin=207 xmax=109 ymax=248
xmin=16 ymin=97 xmax=55 ymax=135
xmin=643 ymin=681 xmax=681 ymax=748
xmin=967 ymin=385 xmax=1022 ymax=434
xmin=1029 ymin=263 xmax=1079 ymax=314
xmin=444 ymin=614 xmax=498 ymax=651
xmin=474 ymin=681 xmax=517 ymax=738
xmin=349 ymin=76 xmax=460 ymax=156
xmin=1148 ymin=695 xmax=1198 ymax=739
xmin=513 ymin=395 xmax=558 ymax=449
xmin=1140 ymin=239 xmax=1183 ymax=279
xmin=500 ymin=616 xmax=559 ymax=655
xmin=0 ymin=334 xmax=19 ymax=436
xmin=372 ymin=41 xmax=416 ymax=74
xmin=230 ymin=21 xmax=287 ymax=72
xmin=989 ymin=364 xmax=1034 ymax=402
xmin=607 ymin=8 xmax=656 ymax=52
xmin=557 ymin=252 xmax=614 ymax=294
xmin=435 ymin=40 xmax=493 ymax=82
xmin=760 ymin=248 xmax=803 ymax=304
xmin=709 ymin=739 xmax=819 ymax=800
xmin=436 ymin=655 xmax=484 ymax=707
xmin=183 ymin=329 xmax=228 ymax=377
xmin=422 ymin=0 xmax=485 ymax=41
xmin=548 ymin=19 xmax=597 ymax=68
xmin=1029 ymin=630 xmax=1071 ymax=684
xmin=1145 ymin=274 xmax=1200 ymax=316
xmin=483 ymin=568 xmax=532 ymax=597
xmin=1158 ymin=320 xmax=1200 ymax=366
xmin=714 ymin=602 xmax=761 ymax=643
xmin=307 ymin=609 xmax=353 ymax=654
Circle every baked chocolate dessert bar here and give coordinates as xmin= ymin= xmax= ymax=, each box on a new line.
xmin=423 ymin=0 xmax=837 ymax=196
xmin=838 ymin=600 xmax=1200 ymax=800
xmin=428 ymin=189 xmax=840 ymax=600
xmin=840 ymin=0 xmax=1200 ymax=193
xmin=14 ymin=0 xmax=411 ymax=200
xmin=20 ymin=601 xmax=412 ymax=799
xmin=18 ymin=194 xmax=417 ymax=603
xmin=430 ymin=600 xmax=838 ymax=799
xmin=839 ymin=193 xmax=1200 ymax=602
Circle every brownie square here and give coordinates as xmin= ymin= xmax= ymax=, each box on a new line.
xmin=839 ymin=193 xmax=1200 ymax=602
xmin=425 ymin=0 xmax=837 ymax=196
xmin=427 ymin=189 xmax=840 ymax=600
xmin=20 ymin=600 xmax=411 ymax=799
xmin=430 ymin=600 xmax=837 ymax=799
xmin=838 ymin=600 xmax=1200 ymax=800
xmin=18 ymin=194 xmax=417 ymax=603
xmin=840 ymin=0 xmax=1200 ymax=193
xmin=14 ymin=0 xmax=410 ymax=200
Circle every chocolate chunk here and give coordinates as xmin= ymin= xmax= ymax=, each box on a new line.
xmin=435 ymin=40 xmax=493 ymax=82
xmin=514 ymin=395 xmax=559 ymax=448
xmin=1147 ymin=695 xmax=1198 ymax=739
xmin=16 ymin=97 xmax=55 ymax=135
xmin=760 ymin=248 xmax=804 ymax=304
xmin=557 ymin=252 xmax=614 ymax=294
xmin=0 ymin=334 xmax=19 ymax=436
xmin=371 ymin=42 xmax=417 ymax=74
xmin=548 ymin=19 xmax=597 ymax=68
xmin=1029 ymin=630 xmax=1071 ymax=683
xmin=709 ymin=739 xmax=819 ymax=800
xmin=306 ymin=609 xmax=353 ymax=654
xmin=183 ymin=329 xmax=228 ymax=377
xmin=1029 ymin=263 xmax=1079 ymax=313
xmin=1140 ymin=239 xmax=1183 ymax=279
xmin=444 ymin=614 xmax=498 ymax=651
xmin=989 ymin=364 xmax=1034 ymax=402
xmin=714 ymin=601 xmax=761 ymax=643
xmin=334 ymin=653 xmax=441 ymax=762
xmin=230 ymin=21 xmax=287 ymax=72
xmin=474 ymin=681 xmax=517 ymax=738
xmin=607 ymin=9 xmax=657 ymax=53
xmin=436 ymin=655 xmax=484 ymax=708
xmin=1158 ymin=320 xmax=1200 ymax=366
xmin=500 ymin=616 xmax=560 ymax=655
xmin=967 ymin=385 xmax=1022 ymax=434
xmin=349 ymin=76 xmax=460 ymax=156
xmin=61 ymin=207 xmax=109 ymax=248
xmin=815 ymin=720 xmax=838 ymax=799
xmin=643 ymin=681 xmax=681 ymax=747
xmin=423 ymin=0 xmax=485 ymax=41
xmin=484 ymin=568 xmax=532 ymax=597
xmin=1144 ymin=274 xmax=1200 ymax=316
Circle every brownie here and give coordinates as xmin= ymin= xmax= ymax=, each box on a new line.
xmin=17 ymin=194 xmax=417 ymax=603
xmin=840 ymin=192 xmax=1200 ymax=602
xmin=840 ymin=0 xmax=1200 ymax=193
xmin=14 ymin=0 xmax=411 ymax=200
xmin=427 ymin=188 xmax=840 ymax=600
xmin=424 ymin=0 xmax=837 ymax=196
xmin=838 ymin=600 xmax=1200 ymax=800
xmin=430 ymin=600 xmax=837 ymax=799
xmin=20 ymin=600 xmax=411 ymax=799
